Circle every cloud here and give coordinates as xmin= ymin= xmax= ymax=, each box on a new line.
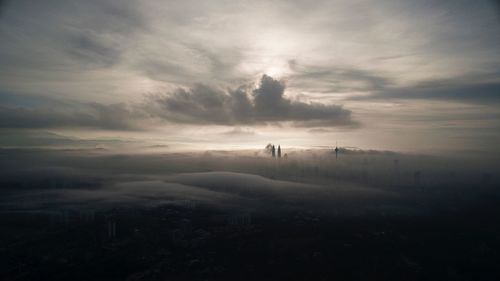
xmin=0 ymin=102 xmax=140 ymax=130
xmin=288 ymin=64 xmax=392 ymax=94
xmin=222 ymin=127 xmax=256 ymax=136
xmin=148 ymin=75 xmax=355 ymax=127
xmin=0 ymin=75 xmax=356 ymax=131
xmin=0 ymin=0 xmax=143 ymax=71
xmin=0 ymin=130 xmax=137 ymax=149
xmin=350 ymin=74 xmax=500 ymax=104
xmin=137 ymin=42 xmax=246 ymax=84
xmin=64 ymin=32 xmax=122 ymax=68
xmin=0 ymin=180 xmax=235 ymax=210
xmin=308 ymin=128 xmax=333 ymax=134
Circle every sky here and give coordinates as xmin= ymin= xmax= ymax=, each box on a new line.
xmin=1 ymin=0 xmax=500 ymax=153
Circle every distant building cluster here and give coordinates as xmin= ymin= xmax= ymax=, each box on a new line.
xmin=266 ymin=144 xmax=285 ymax=159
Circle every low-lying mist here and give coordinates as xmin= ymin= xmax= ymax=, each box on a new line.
xmin=1 ymin=147 xmax=498 ymax=218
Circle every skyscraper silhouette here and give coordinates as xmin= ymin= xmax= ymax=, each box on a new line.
xmin=272 ymin=145 xmax=276 ymax=158
xmin=335 ymin=142 xmax=339 ymax=159
xmin=278 ymin=145 xmax=281 ymax=158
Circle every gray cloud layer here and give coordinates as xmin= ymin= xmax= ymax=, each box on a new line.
xmin=356 ymin=77 xmax=500 ymax=104
xmin=0 ymin=101 xmax=139 ymax=130
xmin=0 ymin=75 xmax=354 ymax=130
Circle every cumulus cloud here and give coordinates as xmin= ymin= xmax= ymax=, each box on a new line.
xmin=0 ymin=75 xmax=355 ymax=130
xmin=148 ymin=75 xmax=355 ymax=127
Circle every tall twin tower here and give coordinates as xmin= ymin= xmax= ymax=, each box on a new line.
xmin=271 ymin=145 xmax=281 ymax=158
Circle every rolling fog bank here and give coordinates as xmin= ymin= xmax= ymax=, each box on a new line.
xmin=1 ymin=147 xmax=498 ymax=217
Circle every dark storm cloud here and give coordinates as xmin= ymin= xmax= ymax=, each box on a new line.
xmin=149 ymin=75 xmax=354 ymax=127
